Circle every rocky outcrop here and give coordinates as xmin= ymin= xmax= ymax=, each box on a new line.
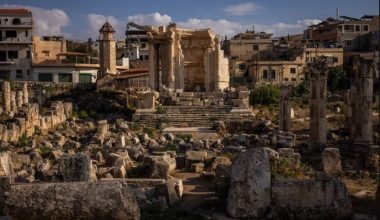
xmin=227 ymin=148 xmax=271 ymax=218
xmin=142 ymin=155 xmax=176 ymax=179
xmin=270 ymin=177 xmax=352 ymax=219
xmin=0 ymin=152 xmax=13 ymax=177
xmin=2 ymin=180 xmax=141 ymax=220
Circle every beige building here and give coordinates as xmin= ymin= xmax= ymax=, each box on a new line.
xmin=147 ymin=24 xmax=229 ymax=92
xmin=223 ymin=29 xmax=275 ymax=78
xmin=32 ymin=36 xmax=66 ymax=64
xmin=248 ymin=47 xmax=344 ymax=84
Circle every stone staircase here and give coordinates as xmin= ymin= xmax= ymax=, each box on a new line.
xmin=133 ymin=105 xmax=254 ymax=128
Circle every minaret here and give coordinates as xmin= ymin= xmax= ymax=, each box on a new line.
xmin=99 ymin=22 xmax=117 ymax=76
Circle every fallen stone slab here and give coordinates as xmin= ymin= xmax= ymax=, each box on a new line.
xmin=1 ymin=179 xmax=140 ymax=220
xmin=270 ymin=177 xmax=352 ymax=219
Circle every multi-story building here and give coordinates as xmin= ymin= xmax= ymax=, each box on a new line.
xmin=223 ymin=28 xmax=276 ymax=79
xmin=0 ymin=8 xmax=33 ymax=80
xmin=247 ymin=47 xmax=343 ymax=85
xmin=125 ymin=22 xmax=150 ymax=62
xmin=32 ymin=35 xmax=66 ymax=64
xmin=303 ymin=15 xmax=379 ymax=51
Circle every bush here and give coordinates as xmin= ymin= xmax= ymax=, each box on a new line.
xmin=33 ymin=126 xmax=41 ymax=136
xmin=250 ymin=84 xmax=280 ymax=105
xmin=291 ymin=81 xmax=310 ymax=97
xmin=176 ymin=134 xmax=192 ymax=141
xmin=78 ymin=110 xmax=89 ymax=119
xmin=155 ymin=106 xmax=167 ymax=114
xmin=39 ymin=146 xmax=52 ymax=158
xmin=328 ymin=67 xmax=349 ymax=91
xmin=18 ymin=132 xmax=28 ymax=147
xmin=130 ymin=122 xmax=141 ymax=132
xmin=143 ymin=127 xmax=156 ymax=138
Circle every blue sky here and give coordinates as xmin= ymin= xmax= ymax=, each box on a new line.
xmin=1 ymin=0 xmax=378 ymax=40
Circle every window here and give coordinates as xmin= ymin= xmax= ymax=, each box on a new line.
xmin=38 ymin=73 xmax=53 ymax=82
xmin=139 ymin=55 xmax=143 ymax=60
xmin=25 ymin=31 xmax=28 ymax=37
xmin=58 ymin=73 xmax=73 ymax=82
xmin=16 ymin=70 xmax=23 ymax=79
xmin=253 ymin=45 xmax=259 ymax=51
xmin=345 ymin=40 xmax=352 ymax=46
xmin=42 ymin=51 xmax=49 ymax=57
xmin=141 ymin=43 xmax=146 ymax=48
xmin=5 ymin=31 xmax=17 ymax=38
xmin=284 ymin=78 xmax=289 ymax=81
xmin=263 ymin=70 xmax=268 ymax=79
xmin=12 ymin=18 xmax=21 ymax=25
xmin=355 ymin=25 xmax=360 ymax=32
xmin=290 ymin=68 xmax=296 ymax=74
xmin=8 ymin=51 xmax=18 ymax=59
xmin=79 ymin=73 xmax=92 ymax=83
xmin=344 ymin=25 xmax=355 ymax=32
xmin=333 ymin=57 xmax=338 ymax=63
xmin=238 ymin=63 xmax=246 ymax=70
xmin=144 ymin=55 xmax=149 ymax=60
xmin=271 ymin=70 xmax=276 ymax=79
xmin=0 ymin=51 xmax=6 ymax=61
xmin=291 ymin=78 xmax=297 ymax=81
xmin=363 ymin=25 xmax=369 ymax=32
xmin=27 ymin=69 xmax=30 ymax=76
xmin=26 ymin=50 xmax=30 ymax=58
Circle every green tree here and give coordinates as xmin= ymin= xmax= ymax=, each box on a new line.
xmin=250 ymin=84 xmax=280 ymax=105
xmin=328 ymin=68 xmax=350 ymax=91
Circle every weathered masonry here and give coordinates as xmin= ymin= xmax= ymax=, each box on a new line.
xmin=147 ymin=24 xmax=229 ymax=92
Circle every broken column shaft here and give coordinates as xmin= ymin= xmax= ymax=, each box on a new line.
xmin=280 ymin=86 xmax=292 ymax=132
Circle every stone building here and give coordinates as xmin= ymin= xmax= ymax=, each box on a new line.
xmin=32 ymin=36 xmax=66 ymax=64
xmin=247 ymin=48 xmax=343 ymax=85
xmin=147 ymin=24 xmax=229 ymax=92
xmin=98 ymin=22 xmax=117 ymax=76
xmin=223 ymin=28 xmax=274 ymax=79
xmin=0 ymin=8 xmax=33 ymax=81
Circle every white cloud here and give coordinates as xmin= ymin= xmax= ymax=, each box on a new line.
xmin=178 ymin=19 xmax=250 ymax=38
xmin=127 ymin=12 xmax=171 ymax=26
xmin=1 ymin=4 xmax=70 ymax=36
xmin=224 ymin=2 xmax=260 ymax=16
xmin=86 ymin=14 xmax=123 ymax=39
xmin=263 ymin=19 xmax=322 ymax=36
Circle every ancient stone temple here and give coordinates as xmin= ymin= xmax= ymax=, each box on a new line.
xmin=279 ymin=86 xmax=292 ymax=132
xmin=147 ymin=24 xmax=229 ymax=92
xmin=351 ymin=56 xmax=374 ymax=150
xmin=308 ymin=57 xmax=328 ymax=144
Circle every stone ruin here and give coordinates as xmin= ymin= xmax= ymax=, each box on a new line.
xmin=0 ymin=81 xmax=72 ymax=142
xmin=147 ymin=24 xmax=229 ymax=92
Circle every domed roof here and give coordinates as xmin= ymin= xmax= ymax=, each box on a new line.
xmin=99 ymin=22 xmax=115 ymax=33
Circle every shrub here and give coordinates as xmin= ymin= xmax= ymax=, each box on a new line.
xmin=328 ymin=67 xmax=349 ymax=91
xmin=155 ymin=106 xmax=167 ymax=114
xmin=39 ymin=146 xmax=52 ymax=158
xmin=130 ymin=122 xmax=141 ymax=132
xmin=143 ymin=127 xmax=156 ymax=138
xmin=78 ymin=110 xmax=89 ymax=119
xmin=291 ymin=81 xmax=310 ymax=97
xmin=18 ymin=132 xmax=28 ymax=147
xmin=33 ymin=126 xmax=41 ymax=136
xmin=250 ymin=84 xmax=280 ymax=105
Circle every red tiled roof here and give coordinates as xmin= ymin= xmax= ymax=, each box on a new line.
xmin=0 ymin=8 xmax=31 ymax=15
xmin=129 ymin=60 xmax=148 ymax=69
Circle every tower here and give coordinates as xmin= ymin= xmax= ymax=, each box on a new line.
xmin=99 ymin=22 xmax=117 ymax=76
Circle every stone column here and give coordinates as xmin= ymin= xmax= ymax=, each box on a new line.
xmin=167 ymin=31 xmax=175 ymax=90
xmin=16 ymin=91 xmax=23 ymax=109
xmin=1 ymin=81 xmax=11 ymax=112
xmin=22 ymin=82 xmax=28 ymax=104
xmin=352 ymin=58 xmax=373 ymax=149
xmin=309 ymin=58 xmax=328 ymax=144
xmin=343 ymin=90 xmax=353 ymax=133
xmin=280 ymin=86 xmax=292 ymax=132
xmin=10 ymin=91 xmax=17 ymax=113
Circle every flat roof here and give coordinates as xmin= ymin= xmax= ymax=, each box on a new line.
xmin=0 ymin=8 xmax=31 ymax=15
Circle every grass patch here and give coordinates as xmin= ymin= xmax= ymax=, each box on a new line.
xmin=143 ymin=127 xmax=157 ymax=138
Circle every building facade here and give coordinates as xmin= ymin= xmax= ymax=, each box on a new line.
xmin=0 ymin=9 xmax=33 ymax=81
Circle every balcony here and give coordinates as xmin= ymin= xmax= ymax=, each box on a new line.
xmin=0 ymin=22 xmax=33 ymax=29
xmin=0 ymin=37 xmax=32 ymax=44
xmin=0 ymin=60 xmax=14 ymax=65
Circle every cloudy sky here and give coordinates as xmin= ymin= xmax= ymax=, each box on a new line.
xmin=1 ymin=0 xmax=378 ymax=40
